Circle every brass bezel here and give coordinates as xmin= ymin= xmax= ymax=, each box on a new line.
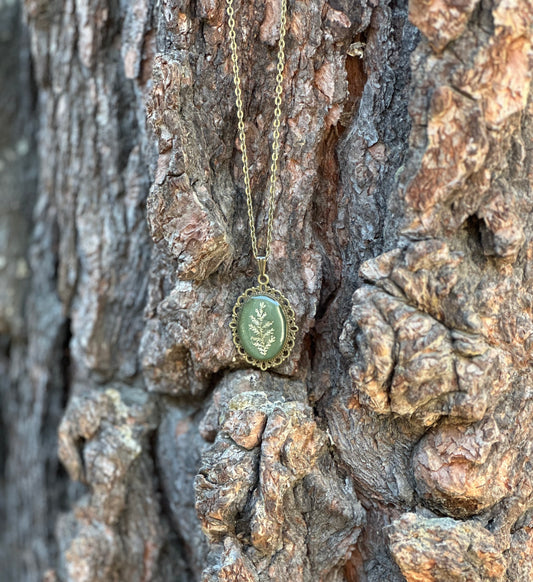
xmin=230 ymin=282 xmax=298 ymax=370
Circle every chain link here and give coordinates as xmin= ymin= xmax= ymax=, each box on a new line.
xmin=226 ymin=0 xmax=288 ymax=261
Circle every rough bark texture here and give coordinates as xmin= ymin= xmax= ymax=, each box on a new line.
xmin=1 ymin=0 xmax=533 ymax=581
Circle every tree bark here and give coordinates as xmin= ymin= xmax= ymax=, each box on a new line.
xmin=1 ymin=0 xmax=533 ymax=581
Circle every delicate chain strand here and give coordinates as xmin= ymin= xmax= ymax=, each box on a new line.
xmin=226 ymin=0 xmax=288 ymax=261
xmin=265 ymin=0 xmax=287 ymax=259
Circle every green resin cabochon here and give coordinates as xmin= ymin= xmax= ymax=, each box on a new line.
xmin=237 ymin=295 xmax=287 ymax=361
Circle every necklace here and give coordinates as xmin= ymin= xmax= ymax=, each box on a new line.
xmin=226 ymin=0 xmax=298 ymax=371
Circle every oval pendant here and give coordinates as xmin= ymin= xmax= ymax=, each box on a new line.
xmin=230 ymin=282 xmax=297 ymax=370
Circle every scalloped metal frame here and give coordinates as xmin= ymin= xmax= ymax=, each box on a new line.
xmin=230 ymin=282 xmax=298 ymax=370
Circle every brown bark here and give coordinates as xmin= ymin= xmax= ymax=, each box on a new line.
xmin=1 ymin=0 xmax=533 ymax=581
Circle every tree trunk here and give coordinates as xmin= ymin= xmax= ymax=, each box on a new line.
xmin=2 ymin=0 xmax=533 ymax=580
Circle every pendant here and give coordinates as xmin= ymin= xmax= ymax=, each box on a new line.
xmin=230 ymin=261 xmax=298 ymax=370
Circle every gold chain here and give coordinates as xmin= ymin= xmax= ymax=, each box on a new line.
xmin=226 ymin=0 xmax=288 ymax=262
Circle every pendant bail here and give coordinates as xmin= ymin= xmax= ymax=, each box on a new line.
xmin=256 ymin=256 xmax=269 ymax=285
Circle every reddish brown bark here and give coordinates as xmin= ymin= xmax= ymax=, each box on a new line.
xmin=1 ymin=0 xmax=533 ymax=581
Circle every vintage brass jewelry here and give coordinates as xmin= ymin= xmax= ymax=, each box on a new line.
xmin=226 ymin=0 xmax=298 ymax=368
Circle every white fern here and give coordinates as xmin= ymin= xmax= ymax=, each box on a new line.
xmin=248 ymin=302 xmax=276 ymax=356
